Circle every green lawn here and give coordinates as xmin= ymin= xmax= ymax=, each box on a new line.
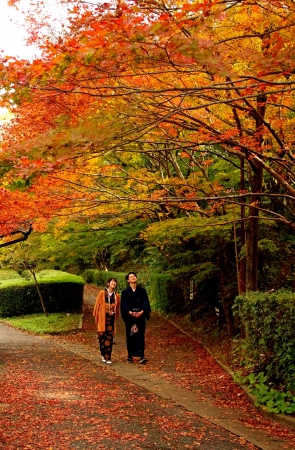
xmin=1 ymin=313 xmax=82 ymax=334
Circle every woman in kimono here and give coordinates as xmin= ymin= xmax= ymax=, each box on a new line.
xmin=121 ymin=272 xmax=151 ymax=364
xmin=93 ymin=278 xmax=120 ymax=364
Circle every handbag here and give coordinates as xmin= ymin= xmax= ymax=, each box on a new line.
xmin=130 ymin=324 xmax=139 ymax=336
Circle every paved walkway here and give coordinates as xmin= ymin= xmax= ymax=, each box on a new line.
xmin=0 ymin=322 xmax=259 ymax=450
xmin=0 ymin=311 xmax=294 ymax=449
xmin=56 ymin=337 xmax=292 ymax=450
xmin=54 ymin=314 xmax=293 ymax=450
xmin=1 ymin=284 xmax=295 ymax=449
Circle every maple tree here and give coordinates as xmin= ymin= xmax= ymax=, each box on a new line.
xmin=1 ymin=0 xmax=295 ymax=295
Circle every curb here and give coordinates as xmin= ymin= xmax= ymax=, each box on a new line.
xmin=53 ymin=328 xmax=293 ymax=450
xmin=167 ymin=319 xmax=295 ymax=432
xmin=81 ymin=302 xmax=295 ymax=434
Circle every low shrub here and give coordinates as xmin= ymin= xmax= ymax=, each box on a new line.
xmin=0 ymin=269 xmax=22 ymax=281
xmin=146 ymin=273 xmax=181 ymax=313
xmin=0 ymin=271 xmax=85 ymax=317
xmin=235 ymin=371 xmax=295 ymax=415
xmin=234 ymin=289 xmax=295 ymax=413
xmin=83 ymin=270 xmax=127 ymax=292
xmin=83 ymin=269 xmax=182 ymax=313
xmin=83 ymin=269 xmax=96 ymax=284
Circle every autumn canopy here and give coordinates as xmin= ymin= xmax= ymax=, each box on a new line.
xmin=0 ymin=0 xmax=295 ymax=291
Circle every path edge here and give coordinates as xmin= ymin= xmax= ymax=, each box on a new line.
xmin=167 ymin=319 xmax=295 ymax=432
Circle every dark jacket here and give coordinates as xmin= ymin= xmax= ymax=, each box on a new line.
xmin=121 ymin=285 xmax=151 ymax=323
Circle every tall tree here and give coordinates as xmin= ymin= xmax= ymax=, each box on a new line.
xmin=1 ymin=0 xmax=295 ymax=291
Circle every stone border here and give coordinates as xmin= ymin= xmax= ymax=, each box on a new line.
xmin=168 ymin=319 xmax=295 ymax=432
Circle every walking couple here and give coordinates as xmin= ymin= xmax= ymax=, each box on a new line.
xmin=93 ymin=272 xmax=151 ymax=365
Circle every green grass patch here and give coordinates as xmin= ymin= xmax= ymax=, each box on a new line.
xmin=1 ymin=312 xmax=82 ymax=334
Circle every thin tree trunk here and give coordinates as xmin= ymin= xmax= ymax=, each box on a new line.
xmin=24 ymin=260 xmax=48 ymax=317
xmin=245 ymin=165 xmax=263 ymax=292
xmin=245 ymin=91 xmax=266 ymax=292
xmin=239 ymin=157 xmax=246 ymax=295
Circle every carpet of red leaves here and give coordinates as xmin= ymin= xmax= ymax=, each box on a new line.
xmin=56 ymin=284 xmax=295 ymax=447
xmin=2 ymin=284 xmax=293 ymax=449
xmin=0 ymin=284 xmax=263 ymax=450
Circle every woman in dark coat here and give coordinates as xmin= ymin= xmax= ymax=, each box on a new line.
xmin=121 ymin=272 xmax=151 ymax=364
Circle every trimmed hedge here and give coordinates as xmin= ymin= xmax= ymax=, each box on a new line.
xmin=83 ymin=269 xmax=127 ymax=292
xmin=0 ymin=270 xmax=85 ymax=317
xmin=83 ymin=269 xmax=181 ymax=313
xmin=146 ymin=273 xmax=175 ymax=313
xmin=0 ymin=269 xmax=22 ymax=281
xmin=234 ymin=289 xmax=295 ymax=388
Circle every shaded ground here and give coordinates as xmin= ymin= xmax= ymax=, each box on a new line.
xmin=0 ymin=284 xmax=294 ymax=449
xmin=0 ymin=324 xmax=257 ymax=449
xmin=56 ymin=285 xmax=295 ymax=446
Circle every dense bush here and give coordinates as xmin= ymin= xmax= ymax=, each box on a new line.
xmin=146 ymin=273 xmax=183 ymax=313
xmin=83 ymin=270 xmax=127 ymax=292
xmin=234 ymin=289 xmax=295 ymax=382
xmin=146 ymin=273 xmax=172 ymax=312
xmin=0 ymin=269 xmax=22 ymax=281
xmin=81 ymin=269 xmax=96 ymax=284
xmin=0 ymin=270 xmax=85 ymax=317
xmin=234 ymin=289 xmax=295 ymax=413
xmin=84 ymin=269 xmax=183 ymax=313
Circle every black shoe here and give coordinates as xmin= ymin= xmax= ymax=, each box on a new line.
xmin=139 ymin=358 xmax=148 ymax=364
xmin=126 ymin=357 xmax=133 ymax=362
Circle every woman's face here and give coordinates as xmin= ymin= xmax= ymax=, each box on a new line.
xmin=109 ymin=279 xmax=117 ymax=289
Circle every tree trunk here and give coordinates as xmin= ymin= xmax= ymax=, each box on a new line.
xmin=238 ymin=156 xmax=246 ymax=295
xmin=24 ymin=260 xmax=48 ymax=317
xmin=244 ymin=91 xmax=266 ymax=292
xmin=222 ymin=298 xmax=236 ymax=337
xmin=245 ymin=165 xmax=263 ymax=292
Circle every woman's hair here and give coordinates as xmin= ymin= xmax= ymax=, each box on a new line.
xmin=107 ymin=277 xmax=117 ymax=285
xmin=126 ymin=272 xmax=137 ymax=281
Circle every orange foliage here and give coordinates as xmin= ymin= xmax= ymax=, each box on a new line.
xmin=1 ymin=0 xmax=295 ymax=227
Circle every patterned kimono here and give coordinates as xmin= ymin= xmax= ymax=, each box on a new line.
xmin=93 ymin=289 xmax=120 ymax=361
